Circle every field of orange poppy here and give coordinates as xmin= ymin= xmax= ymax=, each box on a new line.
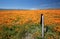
xmin=0 ymin=9 xmax=60 ymax=39
xmin=0 ymin=10 xmax=60 ymax=25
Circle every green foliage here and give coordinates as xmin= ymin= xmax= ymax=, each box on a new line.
xmin=0 ymin=21 xmax=60 ymax=39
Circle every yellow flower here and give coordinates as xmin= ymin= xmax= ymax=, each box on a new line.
xmin=32 ymin=31 xmax=40 ymax=37
xmin=25 ymin=25 xmax=29 ymax=30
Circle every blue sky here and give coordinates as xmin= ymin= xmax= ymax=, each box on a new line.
xmin=0 ymin=0 xmax=60 ymax=9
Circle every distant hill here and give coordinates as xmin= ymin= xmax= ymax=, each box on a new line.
xmin=0 ymin=8 xmax=60 ymax=10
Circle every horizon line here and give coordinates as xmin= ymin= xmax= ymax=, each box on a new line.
xmin=0 ymin=8 xmax=60 ymax=10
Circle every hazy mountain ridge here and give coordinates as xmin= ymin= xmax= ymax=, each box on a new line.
xmin=0 ymin=8 xmax=60 ymax=10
